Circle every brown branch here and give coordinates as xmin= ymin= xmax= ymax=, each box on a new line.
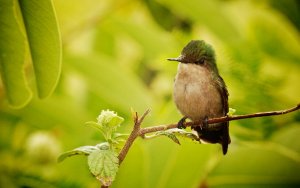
xmin=206 ymin=103 xmax=300 ymax=124
xmin=141 ymin=103 xmax=300 ymax=135
xmin=117 ymin=104 xmax=300 ymax=167
xmin=118 ymin=109 xmax=151 ymax=164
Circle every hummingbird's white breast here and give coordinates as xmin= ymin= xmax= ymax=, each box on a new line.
xmin=173 ymin=63 xmax=223 ymax=121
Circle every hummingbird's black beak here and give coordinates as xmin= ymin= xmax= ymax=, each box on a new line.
xmin=167 ymin=55 xmax=183 ymax=62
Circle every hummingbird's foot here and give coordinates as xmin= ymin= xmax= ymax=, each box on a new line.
xmin=200 ymin=116 xmax=209 ymax=130
xmin=177 ymin=117 xmax=187 ymax=129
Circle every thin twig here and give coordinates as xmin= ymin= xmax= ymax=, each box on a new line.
xmin=105 ymin=104 xmax=300 ymax=188
xmin=143 ymin=104 xmax=300 ymax=135
xmin=185 ymin=104 xmax=300 ymax=127
xmin=138 ymin=109 xmax=151 ymax=125
xmin=118 ymin=109 xmax=151 ymax=164
xmin=139 ymin=123 xmax=177 ymax=135
xmin=206 ymin=103 xmax=300 ymax=124
xmin=118 ymin=104 xmax=300 ymax=165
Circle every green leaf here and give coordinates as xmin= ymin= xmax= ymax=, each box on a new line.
xmin=86 ymin=110 xmax=125 ymax=141
xmin=96 ymin=142 xmax=111 ymax=150
xmin=227 ymin=108 xmax=236 ymax=116
xmin=19 ymin=0 xmax=62 ymax=98
xmin=112 ymin=133 xmax=129 ymax=140
xmin=155 ymin=131 xmax=181 ymax=145
xmin=58 ymin=145 xmax=99 ymax=162
xmin=146 ymin=129 xmax=199 ymax=145
xmin=85 ymin=121 xmax=105 ymax=134
xmin=88 ymin=149 xmax=119 ymax=186
xmin=97 ymin=109 xmax=124 ymax=128
xmin=160 ymin=128 xmax=200 ymax=143
xmin=97 ymin=110 xmax=124 ymax=140
xmin=110 ymin=133 xmax=129 ymax=152
xmin=85 ymin=110 xmax=125 ymax=144
xmin=0 ymin=0 xmax=61 ymax=107
xmin=0 ymin=0 xmax=32 ymax=108
xmin=108 ymin=115 xmax=125 ymax=127
xmin=169 ymin=129 xmax=199 ymax=142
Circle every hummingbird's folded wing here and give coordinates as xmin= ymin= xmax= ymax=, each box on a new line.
xmin=215 ymin=75 xmax=231 ymax=154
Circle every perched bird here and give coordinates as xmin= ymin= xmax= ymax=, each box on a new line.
xmin=168 ymin=40 xmax=230 ymax=154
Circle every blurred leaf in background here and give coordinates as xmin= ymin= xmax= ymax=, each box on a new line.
xmin=0 ymin=0 xmax=61 ymax=108
xmin=0 ymin=0 xmax=299 ymax=187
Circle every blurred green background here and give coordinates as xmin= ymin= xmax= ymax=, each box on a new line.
xmin=1 ymin=0 xmax=300 ymax=187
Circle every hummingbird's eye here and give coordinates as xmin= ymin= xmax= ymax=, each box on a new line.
xmin=195 ymin=58 xmax=205 ymax=65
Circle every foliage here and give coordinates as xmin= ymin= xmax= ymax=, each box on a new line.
xmin=58 ymin=108 xmax=206 ymax=187
xmin=0 ymin=0 xmax=61 ymax=108
xmin=59 ymin=110 xmax=124 ymax=186
xmin=0 ymin=0 xmax=300 ymax=187
xmin=146 ymin=128 xmax=199 ymax=145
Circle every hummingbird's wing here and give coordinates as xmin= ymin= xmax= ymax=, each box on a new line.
xmin=215 ymin=75 xmax=231 ymax=154
xmin=216 ymin=76 xmax=229 ymax=115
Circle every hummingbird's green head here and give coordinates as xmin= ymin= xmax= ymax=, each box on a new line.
xmin=168 ymin=40 xmax=216 ymax=65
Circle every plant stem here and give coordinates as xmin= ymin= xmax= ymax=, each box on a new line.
xmin=118 ymin=109 xmax=151 ymax=164
xmin=98 ymin=104 xmax=300 ymax=188
xmin=118 ymin=103 xmax=300 ymax=165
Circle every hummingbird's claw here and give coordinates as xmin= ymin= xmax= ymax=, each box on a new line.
xmin=201 ymin=116 xmax=209 ymax=130
xmin=177 ymin=117 xmax=187 ymax=129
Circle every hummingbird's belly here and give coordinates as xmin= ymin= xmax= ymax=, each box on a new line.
xmin=173 ymin=64 xmax=223 ymax=121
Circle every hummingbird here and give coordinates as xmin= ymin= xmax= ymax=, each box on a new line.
xmin=168 ymin=40 xmax=231 ymax=155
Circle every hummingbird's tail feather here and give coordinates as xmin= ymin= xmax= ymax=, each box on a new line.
xmin=193 ymin=122 xmax=230 ymax=155
xmin=221 ymin=123 xmax=231 ymax=155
